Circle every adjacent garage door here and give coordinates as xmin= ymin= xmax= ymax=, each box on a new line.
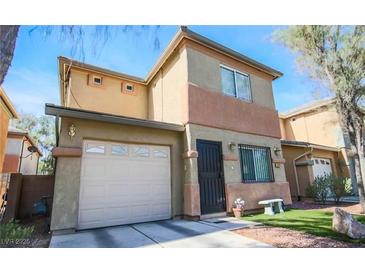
xmin=78 ymin=140 xmax=171 ymax=229
xmin=312 ymin=157 xmax=333 ymax=179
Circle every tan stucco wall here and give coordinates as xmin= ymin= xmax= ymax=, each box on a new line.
xmin=281 ymin=105 xmax=344 ymax=149
xmin=148 ymin=46 xmax=188 ymax=124
xmin=0 ymin=111 xmax=10 ymax=173
xmin=51 ymin=117 xmax=183 ymax=231
xmin=183 ymin=123 xmax=291 ymax=214
xmin=282 ymin=145 xmax=345 ymax=199
xmin=66 ymin=68 xmax=148 ymax=119
xmin=185 ymin=41 xmax=276 ymax=110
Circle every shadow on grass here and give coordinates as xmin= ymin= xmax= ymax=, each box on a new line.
xmin=243 ymin=209 xmax=365 ymax=244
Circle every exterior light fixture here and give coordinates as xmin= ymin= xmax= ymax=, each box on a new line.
xmin=273 ymin=146 xmax=282 ymax=155
xmin=228 ymin=142 xmax=237 ymax=151
xmin=68 ymin=124 xmax=76 ymax=139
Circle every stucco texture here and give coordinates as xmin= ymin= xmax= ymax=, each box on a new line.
xmin=66 ymin=68 xmax=148 ymax=119
xmin=0 ymin=111 xmax=10 ymax=173
xmin=51 ymin=117 xmax=183 ymax=231
xmin=183 ymin=123 xmax=291 ymax=213
xmin=281 ymin=145 xmax=345 ymax=199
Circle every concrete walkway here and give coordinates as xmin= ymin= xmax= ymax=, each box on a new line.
xmin=50 ymin=217 xmax=270 ymax=248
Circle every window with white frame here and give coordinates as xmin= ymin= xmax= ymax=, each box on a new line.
xmin=220 ymin=66 xmax=251 ymax=101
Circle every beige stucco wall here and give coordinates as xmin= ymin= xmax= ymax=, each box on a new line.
xmin=183 ymin=123 xmax=291 ymax=215
xmin=19 ymin=140 xmax=39 ymax=175
xmin=148 ymin=46 xmax=188 ymax=124
xmin=51 ymin=117 xmax=183 ymax=231
xmin=281 ymin=145 xmax=346 ymax=199
xmin=66 ymin=68 xmax=148 ymax=119
xmin=281 ymin=105 xmax=344 ymax=148
xmin=185 ymin=41 xmax=276 ymax=110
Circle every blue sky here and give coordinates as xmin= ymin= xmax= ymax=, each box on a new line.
xmin=3 ymin=25 xmax=331 ymax=115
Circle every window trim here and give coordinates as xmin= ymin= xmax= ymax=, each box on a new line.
xmin=238 ymin=144 xmax=274 ymax=183
xmin=220 ymin=64 xmax=252 ymax=102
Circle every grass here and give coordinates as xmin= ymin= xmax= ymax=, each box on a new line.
xmin=242 ymin=209 xmax=365 ymax=244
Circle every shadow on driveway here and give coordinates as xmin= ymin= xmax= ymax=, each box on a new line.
xmin=50 ymin=217 xmax=269 ymax=248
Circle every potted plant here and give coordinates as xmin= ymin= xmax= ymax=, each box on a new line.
xmin=232 ymin=198 xmax=245 ymax=218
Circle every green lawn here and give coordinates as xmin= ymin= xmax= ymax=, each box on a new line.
xmin=242 ymin=209 xmax=365 ymax=243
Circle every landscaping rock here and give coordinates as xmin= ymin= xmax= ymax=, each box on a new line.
xmin=332 ymin=208 xmax=365 ymax=239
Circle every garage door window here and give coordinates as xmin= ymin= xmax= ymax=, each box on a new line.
xmin=85 ymin=144 xmax=105 ymax=154
xmin=133 ymin=146 xmax=150 ymax=157
xmin=153 ymin=149 xmax=168 ymax=158
xmin=111 ymin=145 xmax=128 ymax=156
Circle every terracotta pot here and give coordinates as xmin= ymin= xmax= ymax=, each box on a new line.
xmin=232 ymin=207 xmax=243 ymax=218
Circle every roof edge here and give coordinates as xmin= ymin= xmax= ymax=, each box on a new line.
xmin=0 ymin=86 xmax=19 ymax=119
xmin=281 ymin=139 xmax=340 ymax=152
xmin=45 ymin=103 xmax=185 ymax=132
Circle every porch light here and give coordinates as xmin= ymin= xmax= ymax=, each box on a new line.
xmin=68 ymin=124 xmax=76 ymax=139
xmin=273 ymin=146 xmax=281 ymax=155
xmin=228 ymin=142 xmax=237 ymax=151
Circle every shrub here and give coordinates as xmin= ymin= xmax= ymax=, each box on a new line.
xmin=0 ymin=220 xmax=34 ymax=246
xmin=328 ymin=176 xmax=352 ymax=204
xmin=305 ymin=175 xmax=331 ymax=204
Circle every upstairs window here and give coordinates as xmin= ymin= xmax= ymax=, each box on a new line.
xmin=239 ymin=144 xmax=273 ymax=182
xmin=220 ymin=66 xmax=251 ymax=101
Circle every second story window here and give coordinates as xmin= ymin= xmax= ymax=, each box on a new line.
xmin=220 ymin=66 xmax=251 ymax=102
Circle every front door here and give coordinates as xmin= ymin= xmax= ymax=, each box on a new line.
xmin=197 ymin=140 xmax=226 ymax=215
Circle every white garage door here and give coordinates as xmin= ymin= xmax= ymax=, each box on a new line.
xmin=78 ymin=140 xmax=171 ymax=229
xmin=312 ymin=157 xmax=333 ymax=179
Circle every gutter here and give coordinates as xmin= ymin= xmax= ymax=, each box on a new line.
xmin=45 ymin=104 xmax=185 ymax=132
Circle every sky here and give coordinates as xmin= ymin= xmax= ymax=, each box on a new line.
xmin=3 ymin=25 xmax=332 ymax=116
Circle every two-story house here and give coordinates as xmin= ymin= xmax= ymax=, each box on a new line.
xmin=279 ymin=98 xmax=357 ymax=200
xmin=47 ymin=26 xmax=291 ymax=232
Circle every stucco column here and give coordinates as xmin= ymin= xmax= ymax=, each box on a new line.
xmin=183 ymin=128 xmax=201 ymax=218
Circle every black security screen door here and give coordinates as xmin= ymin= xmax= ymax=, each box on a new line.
xmin=197 ymin=140 xmax=226 ymax=215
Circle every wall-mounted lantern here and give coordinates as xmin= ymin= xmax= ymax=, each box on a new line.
xmin=273 ymin=146 xmax=282 ymax=156
xmin=68 ymin=124 xmax=76 ymax=139
xmin=228 ymin=142 xmax=237 ymax=151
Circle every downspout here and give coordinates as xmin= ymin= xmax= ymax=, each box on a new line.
xmin=293 ymin=146 xmax=313 ymax=201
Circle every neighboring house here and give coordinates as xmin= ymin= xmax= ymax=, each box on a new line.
xmin=46 ymin=26 xmax=291 ymax=232
xmin=2 ymin=126 xmax=42 ymax=175
xmin=279 ymin=98 xmax=356 ymax=200
xmin=0 ymin=87 xmax=19 ymax=173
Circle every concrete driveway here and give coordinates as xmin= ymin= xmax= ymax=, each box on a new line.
xmin=50 ymin=217 xmax=270 ymax=248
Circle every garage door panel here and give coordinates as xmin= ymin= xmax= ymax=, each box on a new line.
xmin=78 ymin=140 xmax=171 ymax=229
xmin=79 ymin=208 xmax=105 ymax=223
xmin=82 ymin=161 xmax=107 ymax=178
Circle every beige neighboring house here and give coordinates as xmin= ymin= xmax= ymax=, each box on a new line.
xmin=47 ymin=26 xmax=292 ymax=232
xmin=2 ymin=126 xmax=42 ymax=175
xmin=279 ymin=98 xmax=357 ymax=200
xmin=0 ymin=87 xmax=19 ymax=173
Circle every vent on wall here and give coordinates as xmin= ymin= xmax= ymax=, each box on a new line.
xmin=88 ymin=74 xmax=103 ymax=86
xmin=121 ymin=83 xmax=135 ymax=94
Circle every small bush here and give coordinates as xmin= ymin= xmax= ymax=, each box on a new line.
xmin=305 ymin=175 xmax=331 ymax=204
xmin=0 ymin=220 xmax=34 ymax=246
xmin=328 ymin=176 xmax=352 ymax=204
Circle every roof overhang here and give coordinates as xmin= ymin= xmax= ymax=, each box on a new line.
xmin=7 ymin=131 xmax=43 ymax=156
xmin=281 ymin=140 xmax=340 ymax=152
xmin=280 ymin=98 xmax=336 ymax=119
xmin=0 ymin=86 xmax=19 ymax=119
xmin=45 ymin=104 xmax=185 ymax=132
